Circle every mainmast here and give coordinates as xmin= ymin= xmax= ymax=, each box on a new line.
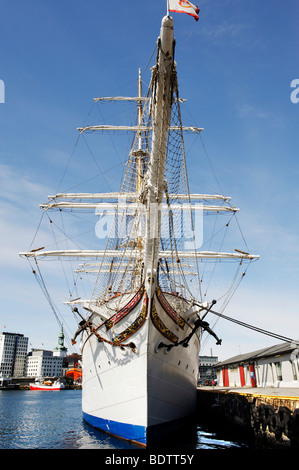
xmin=19 ymin=13 xmax=259 ymax=305
xmin=144 ymin=15 xmax=175 ymax=288
xmin=137 ymin=68 xmax=143 ymax=193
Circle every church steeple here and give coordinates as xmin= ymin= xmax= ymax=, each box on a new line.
xmin=53 ymin=325 xmax=67 ymax=357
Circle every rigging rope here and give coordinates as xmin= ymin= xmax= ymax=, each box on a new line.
xmin=196 ymin=301 xmax=299 ymax=346
xmin=27 ymin=257 xmax=77 ymax=354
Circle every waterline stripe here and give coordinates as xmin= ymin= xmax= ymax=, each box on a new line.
xmin=83 ymin=412 xmax=146 ymax=445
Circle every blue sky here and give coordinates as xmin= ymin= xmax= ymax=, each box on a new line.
xmin=1 ymin=0 xmax=299 ymax=361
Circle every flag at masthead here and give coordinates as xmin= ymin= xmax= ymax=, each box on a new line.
xmin=168 ymin=0 xmax=200 ymax=21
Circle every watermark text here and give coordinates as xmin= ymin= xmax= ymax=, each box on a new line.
xmin=0 ymin=79 xmax=4 ymax=103
xmin=95 ymin=199 xmax=203 ymax=250
xmin=290 ymin=79 xmax=299 ymax=104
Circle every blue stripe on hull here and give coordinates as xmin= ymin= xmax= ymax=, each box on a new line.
xmin=83 ymin=412 xmax=147 ymax=446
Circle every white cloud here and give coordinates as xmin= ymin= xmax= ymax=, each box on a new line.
xmin=201 ymin=20 xmax=250 ymax=42
xmin=0 ymin=162 xmax=51 ymax=267
xmin=0 ymin=162 xmax=46 ymax=202
xmin=238 ymin=104 xmax=269 ymax=120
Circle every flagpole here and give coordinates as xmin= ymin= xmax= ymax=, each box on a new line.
xmin=167 ymin=0 xmax=169 ymax=16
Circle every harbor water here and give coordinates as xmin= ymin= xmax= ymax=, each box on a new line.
xmin=0 ymin=389 xmax=253 ymax=450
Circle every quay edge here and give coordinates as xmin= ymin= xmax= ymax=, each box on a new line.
xmin=197 ymin=386 xmax=299 ymax=448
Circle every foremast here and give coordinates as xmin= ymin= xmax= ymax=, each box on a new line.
xmin=144 ymin=15 xmax=175 ymax=301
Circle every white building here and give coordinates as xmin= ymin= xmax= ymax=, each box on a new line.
xmin=215 ymin=342 xmax=299 ymax=388
xmin=0 ymin=332 xmax=28 ymax=378
xmin=25 ymin=326 xmax=68 ymax=378
xmin=26 ymin=349 xmax=63 ymax=377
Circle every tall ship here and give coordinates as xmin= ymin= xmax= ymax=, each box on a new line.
xmin=20 ymin=5 xmax=258 ymax=447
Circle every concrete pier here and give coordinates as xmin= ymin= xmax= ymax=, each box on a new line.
xmin=197 ymin=386 xmax=299 ymax=448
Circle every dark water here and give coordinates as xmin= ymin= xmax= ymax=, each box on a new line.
xmin=0 ymin=389 xmax=250 ymax=450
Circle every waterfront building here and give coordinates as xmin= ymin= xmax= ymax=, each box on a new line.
xmin=198 ymin=355 xmax=218 ymax=384
xmin=66 ymin=353 xmax=81 ymax=367
xmin=26 ymin=326 xmax=68 ymax=378
xmin=26 ymin=349 xmax=63 ymax=377
xmin=0 ymin=332 xmax=29 ymax=378
xmin=215 ymin=342 xmax=299 ymax=388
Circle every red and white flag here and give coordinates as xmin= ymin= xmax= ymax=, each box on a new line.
xmin=168 ymin=0 xmax=200 ymax=21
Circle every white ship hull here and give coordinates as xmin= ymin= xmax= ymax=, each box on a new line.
xmin=81 ymin=289 xmax=200 ymax=446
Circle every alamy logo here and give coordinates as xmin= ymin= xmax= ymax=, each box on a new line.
xmin=0 ymin=80 xmax=4 ymax=103
xmin=95 ymin=198 xmax=203 ymax=249
xmin=290 ymin=79 xmax=299 ymax=104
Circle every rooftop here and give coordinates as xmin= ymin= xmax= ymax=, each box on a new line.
xmin=216 ymin=341 xmax=297 ymax=367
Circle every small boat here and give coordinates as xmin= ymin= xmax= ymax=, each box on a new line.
xmin=65 ymin=367 xmax=82 ymax=382
xmin=29 ymin=378 xmax=65 ymax=391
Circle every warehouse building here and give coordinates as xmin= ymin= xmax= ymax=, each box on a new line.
xmin=215 ymin=341 xmax=299 ymax=388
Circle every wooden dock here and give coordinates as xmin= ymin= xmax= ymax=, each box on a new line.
xmin=197 ymin=386 xmax=299 ymax=448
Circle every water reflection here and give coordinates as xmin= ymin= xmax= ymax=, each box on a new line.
xmin=0 ymin=390 xmax=248 ymax=449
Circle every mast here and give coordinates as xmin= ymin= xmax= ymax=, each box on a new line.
xmin=137 ymin=68 xmax=143 ymax=193
xmin=144 ymin=15 xmax=175 ymax=289
xmin=19 ymin=13 xmax=260 ymax=306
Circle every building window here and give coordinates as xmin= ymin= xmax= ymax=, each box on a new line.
xmin=275 ymin=362 xmax=282 ymax=381
xmin=290 ymin=361 xmax=298 ymax=381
